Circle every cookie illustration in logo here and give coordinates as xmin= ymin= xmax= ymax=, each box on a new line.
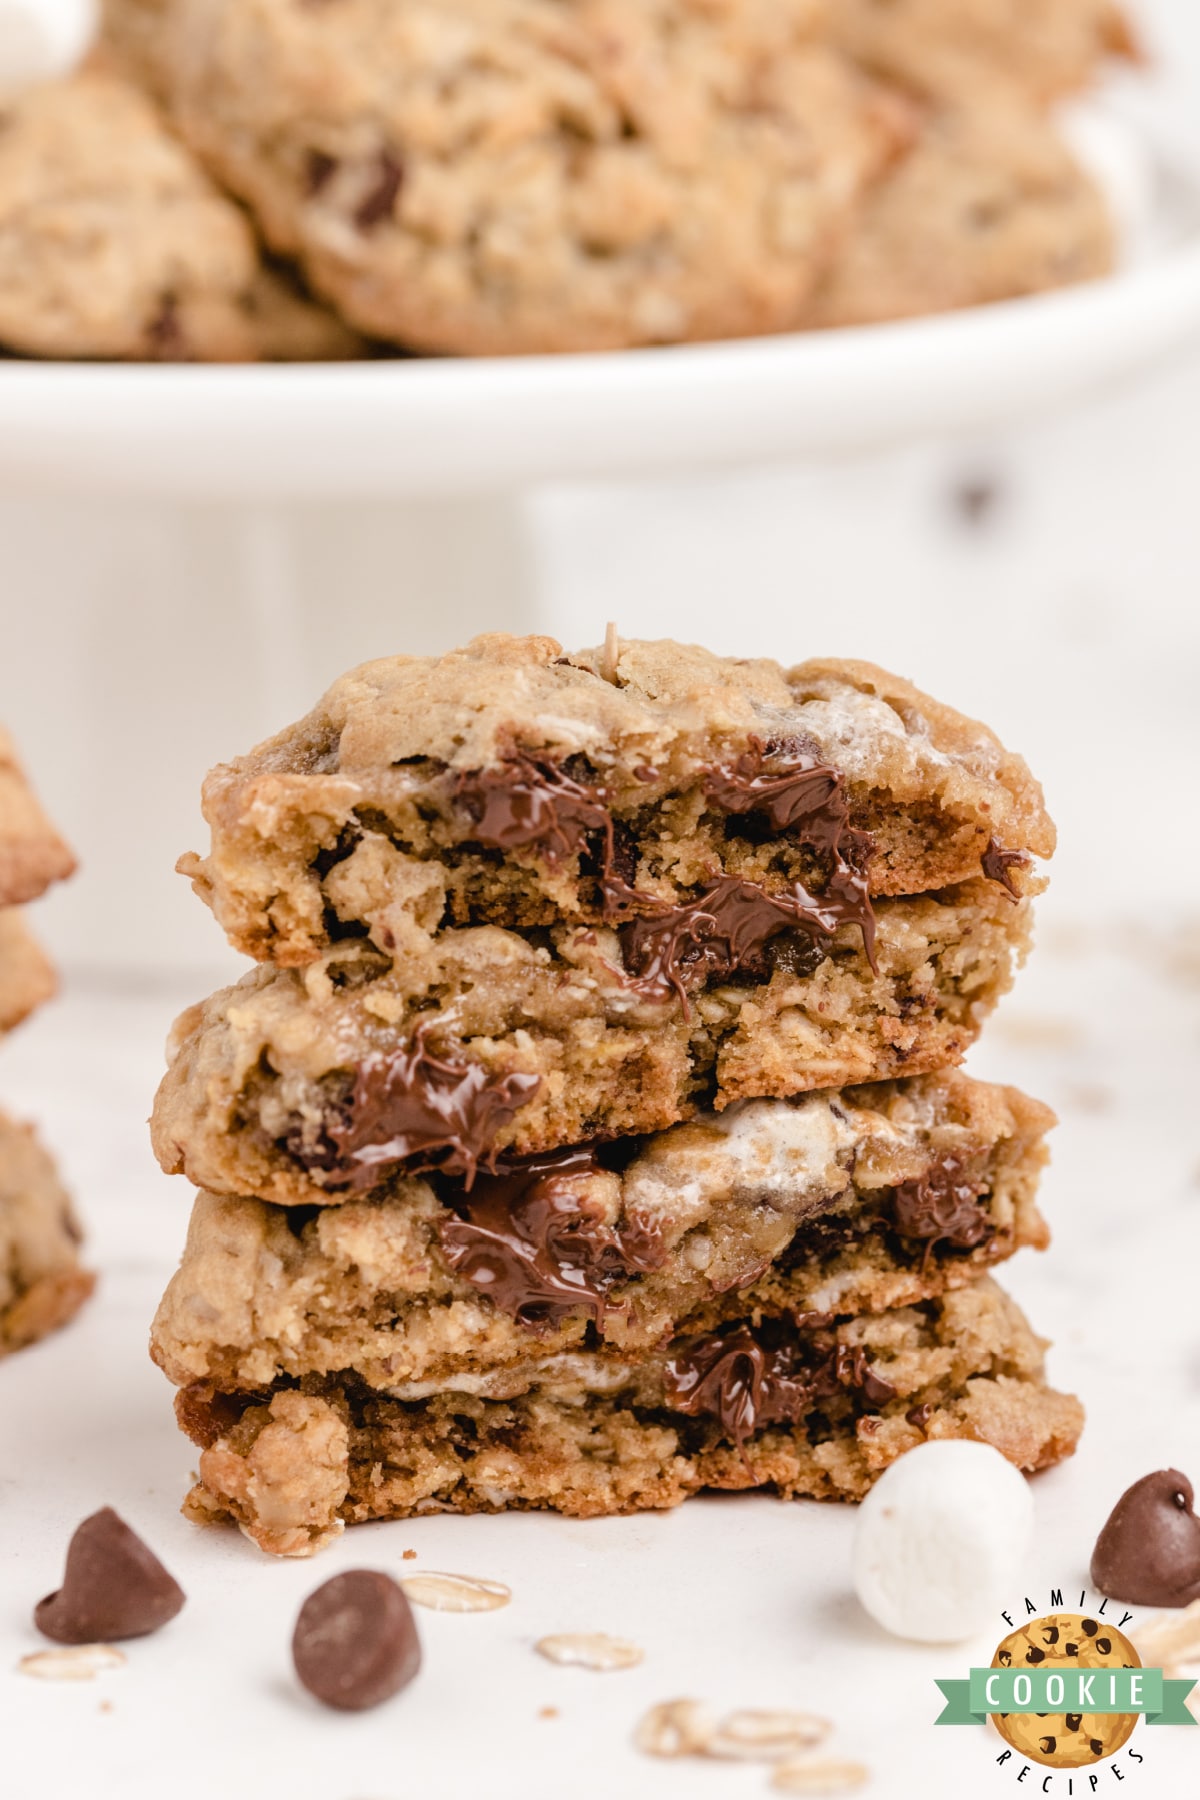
xmin=991 ymin=1614 xmax=1141 ymax=1769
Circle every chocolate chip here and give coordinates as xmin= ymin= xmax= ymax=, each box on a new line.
xmin=305 ymin=148 xmax=338 ymax=195
xmin=1039 ymin=1738 xmax=1056 ymax=1755
xmin=663 ymin=1323 xmax=893 ymax=1446
xmin=1065 ymin=1714 xmax=1083 ymax=1732
xmin=293 ymin=1570 xmax=421 ymax=1712
xmin=891 ymin=1156 xmax=992 ymax=1266
xmin=355 ymin=149 xmax=404 ymax=229
xmin=1091 ymin=1470 xmax=1200 ymax=1607
xmin=438 ymin=1145 xmax=665 ymax=1328
xmin=34 ymin=1508 xmax=185 ymax=1644
xmin=1025 ymin=1647 xmax=1045 ymax=1664
xmin=981 ymin=836 xmax=1028 ymax=900
xmin=288 ymin=1023 xmax=541 ymax=1190
xmin=1081 ymin=1619 xmax=1099 ymax=1636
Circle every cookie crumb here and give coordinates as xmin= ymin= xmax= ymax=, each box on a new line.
xmin=538 ymin=1705 xmax=559 ymax=1720
xmin=402 ymin=1549 xmax=417 ymax=1560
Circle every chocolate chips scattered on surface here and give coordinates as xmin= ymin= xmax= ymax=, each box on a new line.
xmin=1091 ymin=1469 xmax=1200 ymax=1607
xmin=890 ymin=1156 xmax=993 ymax=1267
xmin=287 ymin=1022 xmax=540 ymax=1188
xmin=34 ymin=1508 xmax=185 ymax=1644
xmin=663 ymin=1323 xmax=895 ymax=1446
xmin=292 ymin=1569 xmax=421 ymax=1711
xmin=438 ymin=1145 xmax=665 ymax=1327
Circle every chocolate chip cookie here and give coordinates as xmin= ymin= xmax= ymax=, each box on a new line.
xmin=151 ymin=1070 xmax=1053 ymax=1396
xmin=0 ymin=911 xmax=58 ymax=1035
xmin=809 ymin=91 xmax=1114 ymax=328
xmin=173 ymin=1277 xmax=1083 ymax=1552
xmin=0 ymin=728 xmax=75 ymax=908
xmin=0 ymin=67 xmax=360 ymax=362
xmin=0 ymin=1110 xmax=94 ymax=1355
xmin=830 ymin=0 xmax=1137 ymax=105
xmin=179 ymin=635 xmax=1053 ymax=969
xmin=135 ymin=0 xmax=908 ymax=354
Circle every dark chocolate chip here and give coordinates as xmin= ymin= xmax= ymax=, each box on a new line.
xmin=1065 ymin=1714 xmax=1083 ymax=1732
xmin=1025 ymin=1647 xmax=1046 ymax=1664
xmin=438 ymin=1145 xmax=665 ymax=1329
xmin=891 ymin=1156 xmax=993 ymax=1267
xmin=981 ymin=836 xmax=1028 ymax=900
xmin=292 ymin=1570 xmax=420 ymax=1712
xmin=663 ymin=1322 xmax=894 ymax=1446
xmin=34 ymin=1508 xmax=185 ymax=1644
xmin=289 ymin=1022 xmax=541 ymax=1190
xmin=1039 ymin=1738 xmax=1056 ymax=1755
xmin=355 ymin=149 xmax=404 ymax=230
xmin=1091 ymin=1469 xmax=1200 ymax=1607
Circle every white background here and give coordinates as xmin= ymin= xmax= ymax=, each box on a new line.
xmin=2 ymin=4 xmax=1200 ymax=1796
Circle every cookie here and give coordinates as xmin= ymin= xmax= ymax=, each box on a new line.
xmin=0 ymin=728 xmax=75 ymax=908
xmin=172 ymin=1278 xmax=1083 ymax=1552
xmin=991 ymin=1614 xmax=1140 ymax=1768
xmin=151 ymin=874 xmax=1035 ymax=1203
xmin=151 ymin=1071 xmax=1052 ymax=1395
xmin=0 ymin=1110 xmax=93 ymax=1355
xmin=0 ymin=67 xmax=361 ymax=362
xmin=830 ymin=0 xmax=1138 ymax=105
xmin=134 ymin=0 xmax=907 ymax=354
xmin=178 ymin=636 xmax=1053 ymax=970
xmin=0 ymin=911 xmax=58 ymax=1034
xmin=809 ymin=92 xmax=1113 ymax=328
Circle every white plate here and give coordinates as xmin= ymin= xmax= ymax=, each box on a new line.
xmin=1 ymin=102 xmax=1199 ymax=501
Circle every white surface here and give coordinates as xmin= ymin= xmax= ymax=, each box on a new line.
xmin=1 ymin=905 xmax=1199 ymax=1800
xmin=0 ymin=102 xmax=1196 ymax=502
xmin=0 ymin=0 xmax=94 ymax=99
xmin=852 ymin=1443 xmax=1034 ymax=1645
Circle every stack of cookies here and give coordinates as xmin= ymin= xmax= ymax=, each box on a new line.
xmin=149 ymin=635 xmax=1082 ymax=1555
xmin=0 ymin=730 xmax=92 ymax=1355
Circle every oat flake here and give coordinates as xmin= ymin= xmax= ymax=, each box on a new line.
xmin=535 ymin=1633 xmax=643 ymax=1671
xmin=400 ymin=1571 xmax=511 ymax=1613
xmin=18 ymin=1645 xmax=126 ymax=1682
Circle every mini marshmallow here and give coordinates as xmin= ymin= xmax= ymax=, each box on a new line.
xmin=0 ymin=0 xmax=96 ymax=99
xmin=853 ymin=1441 xmax=1034 ymax=1643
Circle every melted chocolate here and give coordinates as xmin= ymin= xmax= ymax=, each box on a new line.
xmin=891 ymin=1157 xmax=993 ymax=1268
xmin=663 ymin=1323 xmax=896 ymax=1445
xmin=981 ymin=836 xmax=1028 ymax=900
xmin=455 ymin=754 xmax=611 ymax=864
xmin=619 ymin=875 xmax=867 ymax=1006
xmin=289 ymin=1024 xmax=541 ymax=1189
xmin=704 ymin=736 xmax=876 ymax=963
xmin=438 ymin=1146 xmax=666 ymax=1327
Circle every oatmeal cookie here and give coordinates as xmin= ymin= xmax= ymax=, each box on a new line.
xmin=139 ymin=0 xmax=907 ymax=354
xmin=809 ymin=93 xmax=1113 ymax=327
xmin=152 ymin=1071 xmax=1052 ymax=1394
xmin=0 ymin=67 xmax=360 ymax=362
xmin=830 ymin=0 xmax=1138 ymax=105
xmin=151 ymin=876 xmax=1036 ymax=1202
xmin=179 ymin=634 xmax=1053 ymax=969
xmin=0 ymin=911 xmax=58 ymax=1034
xmin=0 ymin=727 xmax=75 ymax=907
xmin=0 ymin=1110 xmax=93 ymax=1354
xmin=173 ymin=1278 xmax=1083 ymax=1551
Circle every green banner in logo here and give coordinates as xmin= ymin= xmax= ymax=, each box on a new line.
xmin=935 ymin=1669 xmax=1197 ymax=1727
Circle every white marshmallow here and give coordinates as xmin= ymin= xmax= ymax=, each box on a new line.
xmin=853 ymin=1441 xmax=1035 ymax=1643
xmin=0 ymin=0 xmax=96 ymax=99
